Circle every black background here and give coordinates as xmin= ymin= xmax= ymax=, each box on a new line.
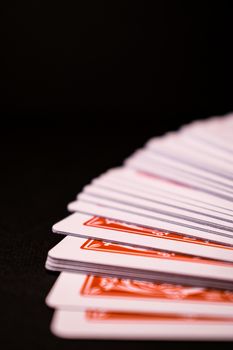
xmin=1 ymin=1 xmax=233 ymax=349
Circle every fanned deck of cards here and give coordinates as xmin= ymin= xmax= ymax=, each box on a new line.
xmin=45 ymin=114 xmax=233 ymax=340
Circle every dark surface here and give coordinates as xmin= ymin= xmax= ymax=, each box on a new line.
xmin=1 ymin=1 xmax=233 ymax=117
xmin=1 ymin=1 xmax=233 ymax=349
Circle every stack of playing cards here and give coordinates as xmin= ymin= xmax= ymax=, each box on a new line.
xmin=45 ymin=114 xmax=233 ymax=340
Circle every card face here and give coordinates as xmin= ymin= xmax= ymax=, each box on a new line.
xmin=53 ymin=213 xmax=233 ymax=262
xmin=51 ymin=309 xmax=233 ymax=339
xmin=47 ymin=236 xmax=233 ymax=286
xmin=66 ymin=201 xmax=233 ymax=245
xmin=46 ymin=272 xmax=233 ymax=317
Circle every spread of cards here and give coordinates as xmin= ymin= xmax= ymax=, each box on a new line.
xmin=45 ymin=114 xmax=233 ymax=340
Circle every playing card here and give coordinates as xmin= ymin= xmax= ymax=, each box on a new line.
xmin=46 ymin=236 xmax=233 ymax=289
xmin=66 ymin=201 xmax=233 ymax=245
xmin=50 ymin=309 xmax=233 ymax=340
xmin=53 ymin=212 xmax=233 ymax=262
xmin=46 ymin=272 xmax=233 ymax=318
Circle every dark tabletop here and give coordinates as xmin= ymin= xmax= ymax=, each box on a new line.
xmin=1 ymin=1 xmax=233 ymax=349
